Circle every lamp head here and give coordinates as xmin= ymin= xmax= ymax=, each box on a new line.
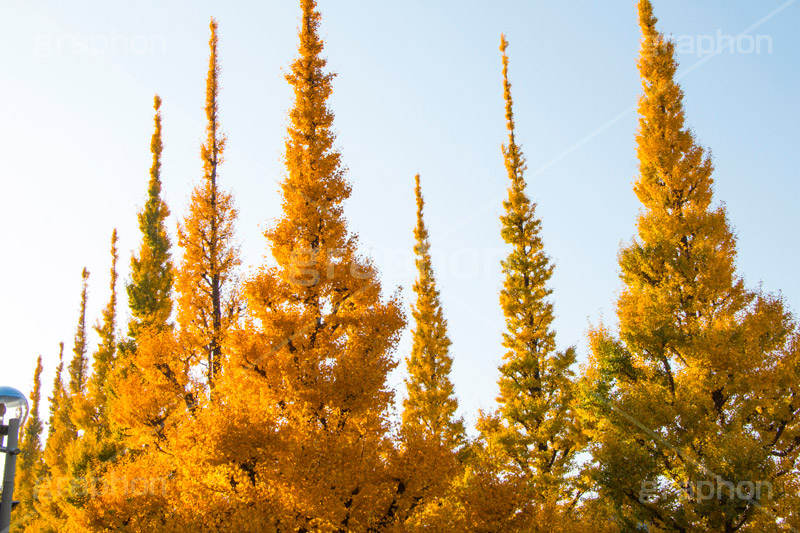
xmin=0 ymin=386 xmax=29 ymax=427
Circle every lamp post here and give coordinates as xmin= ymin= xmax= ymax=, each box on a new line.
xmin=0 ymin=386 xmax=28 ymax=533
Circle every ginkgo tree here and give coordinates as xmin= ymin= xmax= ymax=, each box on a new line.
xmin=164 ymin=18 xmax=246 ymax=530
xmin=175 ymin=17 xmax=241 ymax=394
xmin=458 ymin=34 xmax=582 ymax=533
xmin=210 ymin=0 xmax=406 ymax=530
xmin=29 ymin=269 xmax=90 ymax=532
xmin=83 ymin=96 xmax=192 ymax=532
xmin=58 ymin=231 xmax=122 ymax=527
xmin=397 ymin=174 xmax=465 ymax=530
xmin=580 ymin=1 xmax=800 ymax=531
xmin=10 ymin=356 xmax=45 ymax=532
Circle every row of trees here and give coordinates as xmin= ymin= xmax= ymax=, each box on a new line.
xmin=9 ymin=0 xmax=799 ymax=531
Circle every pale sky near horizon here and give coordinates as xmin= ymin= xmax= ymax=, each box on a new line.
xmin=1 ymin=0 xmax=798 ymax=433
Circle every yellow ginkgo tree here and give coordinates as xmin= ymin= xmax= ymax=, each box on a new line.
xmin=211 ymin=0 xmax=406 ymax=530
xmin=398 ymin=174 xmax=465 ymax=530
xmin=581 ymin=1 xmax=800 ymax=531
xmin=175 ymin=17 xmax=241 ymax=393
xmin=86 ymin=97 xmax=192 ymax=532
xmin=461 ymin=34 xmax=581 ymax=532
xmin=10 ymin=356 xmax=45 ymax=532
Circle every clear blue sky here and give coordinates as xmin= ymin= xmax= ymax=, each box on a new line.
xmin=1 ymin=0 xmax=798 ymax=431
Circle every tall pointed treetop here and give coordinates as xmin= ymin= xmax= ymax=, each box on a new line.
xmin=203 ymin=17 xmax=224 ymax=178
xmin=496 ymin=33 xmax=557 ymax=422
xmin=42 ymin=342 xmax=73 ymax=484
xmin=127 ymin=95 xmax=174 ymax=338
xmin=500 ymin=33 xmax=525 ymax=185
xmin=485 ymin=34 xmax=578 ymax=508
xmin=403 ymin=173 xmax=462 ymax=448
xmin=176 ymin=16 xmax=240 ymax=389
xmin=12 ymin=356 xmax=45 ymax=529
xmin=268 ymin=0 xmax=351 ymax=266
xmin=47 ymin=342 xmax=65 ymax=431
xmin=149 ymin=95 xmax=164 ymax=199
xmin=89 ymin=229 xmax=119 ymax=423
xmin=68 ymin=267 xmax=90 ymax=396
xmin=20 ymin=356 xmax=45 ymax=466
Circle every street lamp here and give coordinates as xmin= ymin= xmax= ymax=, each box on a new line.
xmin=0 ymin=386 xmax=28 ymax=533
